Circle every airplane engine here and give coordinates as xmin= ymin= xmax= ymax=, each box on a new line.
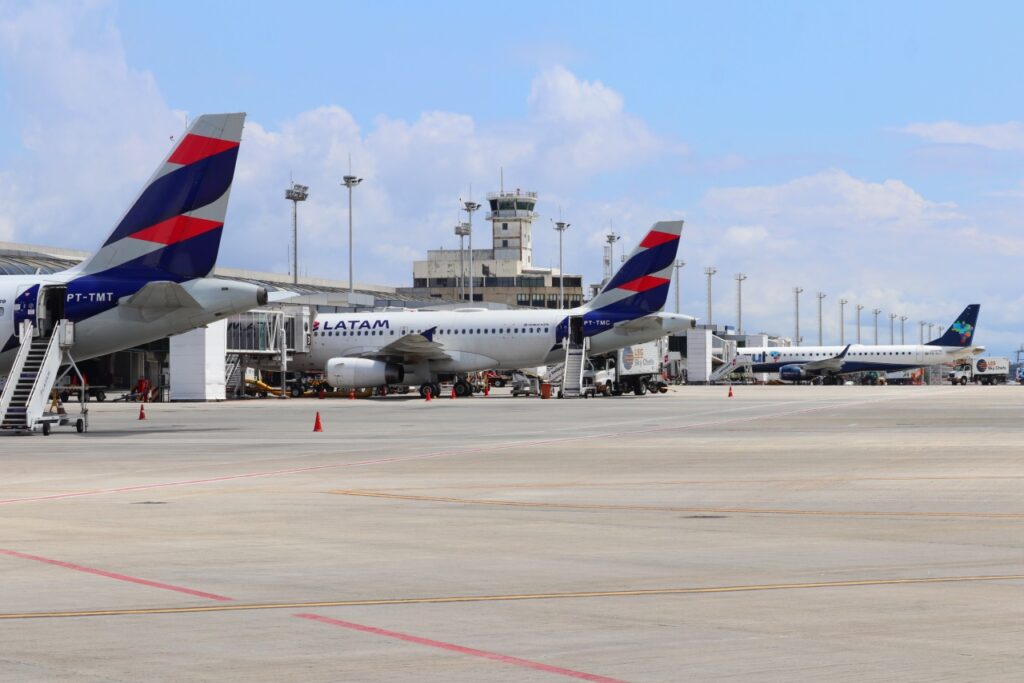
xmin=778 ymin=364 xmax=810 ymax=382
xmin=326 ymin=358 xmax=404 ymax=388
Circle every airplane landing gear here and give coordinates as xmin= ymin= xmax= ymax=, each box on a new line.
xmin=419 ymin=383 xmax=442 ymax=398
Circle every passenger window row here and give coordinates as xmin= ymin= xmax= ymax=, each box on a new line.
xmin=312 ymin=326 xmax=552 ymax=338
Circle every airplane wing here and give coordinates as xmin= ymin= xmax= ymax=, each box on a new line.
xmin=357 ymin=326 xmax=451 ymax=362
xmin=801 ymin=344 xmax=851 ymax=373
xmin=120 ymin=281 xmax=202 ymax=310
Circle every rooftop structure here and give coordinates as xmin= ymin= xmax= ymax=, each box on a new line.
xmin=402 ymin=187 xmax=585 ymax=308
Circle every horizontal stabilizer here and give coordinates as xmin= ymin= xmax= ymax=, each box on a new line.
xmin=119 ymin=281 xmax=201 ymax=310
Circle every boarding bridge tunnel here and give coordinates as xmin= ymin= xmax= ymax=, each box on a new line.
xmin=223 ymin=306 xmax=313 ymax=398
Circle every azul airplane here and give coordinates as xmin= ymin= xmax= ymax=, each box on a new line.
xmin=735 ymin=304 xmax=982 ymax=383
xmin=296 ymin=220 xmax=694 ymax=397
xmin=0 ymin=113 xmax=267 ymax=377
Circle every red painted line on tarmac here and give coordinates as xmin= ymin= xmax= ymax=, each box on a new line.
xmin=0 ymin=397 xmax=899 ymax=507
xmin=294 ymin=613 xmax=628 ymax=683
xmin=0 ymin=549 xmax=234 ymax=602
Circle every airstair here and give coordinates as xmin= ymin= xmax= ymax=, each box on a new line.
xmin=709 ymin=355 xmax=752 ymax=383
xmin=545 ymin=362 xmax=564 ymax=386
xmin=0 ymin=320 xmax=86 ymax=434
xmin=560 ymin=336 xmax=589 ymax=398
xmin=225 ymin=353 xmax=243 ymax=397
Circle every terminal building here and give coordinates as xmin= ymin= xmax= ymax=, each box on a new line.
xmin=399 ymin=188 xmax=585 ymax=308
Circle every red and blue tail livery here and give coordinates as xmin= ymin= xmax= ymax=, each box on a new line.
xmin=585 ymin=220 xmax=684 ymax=317
xmin=77 ymin=113 xmax=245 ymax=281
xmin=1 ymin=113 xmax=267 ymax=369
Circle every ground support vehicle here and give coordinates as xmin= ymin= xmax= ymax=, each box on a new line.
xmin=950 ymin=357 xmax=1010 ymax=385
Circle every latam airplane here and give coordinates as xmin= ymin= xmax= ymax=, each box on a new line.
xmin=295 ymin=220 xmax=694 ymax=397
xmin=734 ymin=304 xmax=982 ymax=383
xmin=0 ymin=113 xmax=267 ymax=377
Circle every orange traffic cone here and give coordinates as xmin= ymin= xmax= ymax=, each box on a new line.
xmin=484 ymin=383 xmax=490 ymax=397
xmin=425 ymin=387 xmax=432 ymax=402
xmin=138 ymin=404 xmax=146 ymax=420
xmin=451 ymin=385 xmax=457 ymax=399
xmin=318 ymin=389 xmax=325 ymax=399
xmin=348 ymin=388 xmax=355 ymax=400
xmin=728 ymin=385 xmax=734 ymax=398
xmin=313 ymin=412 xmax=323 ymax=432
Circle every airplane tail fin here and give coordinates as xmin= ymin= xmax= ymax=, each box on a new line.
xmin=926 ymin=304 xmax=980 ymax=347
xmin=76 ymin=113 xmax=246 ymax=280
xmin=583 ymin=220 xmax=683 ymax=316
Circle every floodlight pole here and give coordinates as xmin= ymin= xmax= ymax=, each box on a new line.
xmin=839 ymin=298 xmax=848 ymax=345
xmin=735 ymin=273 xmax=747 ymax=334
xmin=704 ymin=268 xmax=717 ymax=327
xmin=816 ymin=292 xmax=826 ymax=345
xmin=872 ymin=308 xmax=882 ymax=345
xmin=553 ymin=221 xmax=570 ymax=308
xmin=342 ymin=174 xmax=363 ymax=296
xmin=856 ymin=304 xmax=864 ymax=344
xmin=673 ymin=260 xmax=686 ymax=315
xmin=900 ymin=316 xmax=907 ymax=344
xmin=794 ymin=287 xmax=804 ymax=346
xmin=463 ymin=200 xmax=480 ymax=302
xmin=919 ymin=320 xmax=926 ymax=344
xmin=889 ymin=313 xmax=897 ymax=344
xmin=454 ymin=222 xmax=470 ymax=299
xmin=285 ymin=182 xmax=309 ymax=285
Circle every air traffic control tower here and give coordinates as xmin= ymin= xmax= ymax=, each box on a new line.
xmin=488 ymin=189 xmax=536 ymax=266
xmin=404 ymin=187 xmax=584 ymax=308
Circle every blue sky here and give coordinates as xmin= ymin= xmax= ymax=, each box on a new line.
xmin=1 ymin=1 xmax=1023 ymax=354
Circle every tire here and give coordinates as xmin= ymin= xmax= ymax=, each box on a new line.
xmin=455 ymin=381 xmax=472 ymax=397
xmin=76 ymin=418 xmax=84 ymax=433
xmin=633 ymin=382 xmax=647 ymax=396
xmin=290 ymin=386 xmax=302 ymax=398
xmin=960 ymin=377 xmax=968 ymax=386
xmin=493 ymin=379 xmax=505 ymax=388
xmin=96 ymin=391 xmax=106 ymax=402
xmin=42 ymin=422 xmax=51 ymax=436
xmin=418 ymin=384 xmax=432 ymax=398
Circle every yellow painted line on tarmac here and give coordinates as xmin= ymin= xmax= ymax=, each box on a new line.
xmin=2 ymin=574 xmax=1023 ymax=620
xmin=329 ymin=489 xmax=1024 ymax=519
xmin=379 ymin=474 xmax=1024 ymax=492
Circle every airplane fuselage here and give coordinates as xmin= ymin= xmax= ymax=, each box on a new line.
xmin=739 ymin=343 xmax=976 ymax=375
xmin=0 ymin=271 xmax=266 ymax=376
xmin=297 ymin=307 xmax=692 ymax=385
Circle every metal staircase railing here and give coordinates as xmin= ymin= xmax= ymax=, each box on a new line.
xmin=560 ymin=337 xmax=589 ymax=398
xmin=1 ymin=321 xmax=62 ymax=431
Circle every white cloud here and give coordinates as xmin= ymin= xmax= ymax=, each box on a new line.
xmin=702 ymin=169 xmax=960 ymax=233
xmin=901 ymin=121 xmax=1024 ymax=152
xmin=0 ymin=8 xmax=681 ymax=289
xmin=0 ymin=1 xmax=181 ymax=247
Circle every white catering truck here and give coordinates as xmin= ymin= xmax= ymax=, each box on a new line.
xmin=949 ymin=356 xmax=1010 ymax=385
xmin=589 ymin=338 xmax=669 ymax=396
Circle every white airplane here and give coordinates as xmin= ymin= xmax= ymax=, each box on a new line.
xmin=296 ymin=220 xmax=694 ymax=396
xmin=735 ymin=304 xmax=982 ymax=383
xmin=0 ymin=113 xmax=267 ymax=377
